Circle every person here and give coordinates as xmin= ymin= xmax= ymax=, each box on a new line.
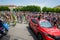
xmin=11 ymin=13 xmax=16 ymax=26
xmin=23 ymin=14 xmax=26 ymax=23
xmin=6 ymin=13 xmax=11 ymax=24
xmin=52 ymin=16 xmax=57 ymax=26
xmin=38 ymin=13 xmax=43 ymax=21
xmin=56 ymin=15 xmax=60 ymax=28
xmin=38 ymin=15 xmax=41 ymax=20
xmin=16 ymin=13 xmax=20 ymax=23
xmin=20 ymin=13 xmax=23 ymax=23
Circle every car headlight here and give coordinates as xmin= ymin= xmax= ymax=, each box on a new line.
xmin=44 ymin=32 xmax=60 ymax=40
xmin=48 ymin=34 xmax=55 ymax=39
xmin=44 ymin=33 xmax=56 ymax=39
xmin=48 ymin=35 xmax=60 ymax=40
xmin=44 ymin=33 xmax=53 ymax=37
xmin=44 ymin=33 xmax=55 ymax=38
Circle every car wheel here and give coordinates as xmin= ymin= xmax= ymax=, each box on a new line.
xmin=29 ymin=23 xmax=32 ymax=29
xmin=3 ymin=28 xmax=8 ymax=35
xmin=0 ymin=34 xmax=3 ymax=38
xmin=38 ymin=33 xmax=44 ymax=40
xmin=29 ymin=23 xmax=32 ymax=30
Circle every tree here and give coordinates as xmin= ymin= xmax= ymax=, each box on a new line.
xmin=42 ymin=7 xmax=47 ymax=12
xmin=55 ymin=8 xmax=60 ymax=13
xmin=13 ymin=5 xmax=41 ymax=12
xmin=46 ymin=8 xmax=54 ymax=12
xmin=0 ymin=6 xmax=10 ymax=11
xmin=42 ymin=7 xmax=60 ymax=13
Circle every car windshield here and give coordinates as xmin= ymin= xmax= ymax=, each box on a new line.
xmin=39 ymin=21 xmax=52 ymax=28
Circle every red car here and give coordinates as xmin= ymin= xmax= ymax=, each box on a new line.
xmin=29 ymin=18 xmax=60 ymax=40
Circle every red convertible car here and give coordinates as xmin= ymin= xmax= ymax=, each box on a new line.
xmin=29 ymin=18 xmax=60 ymax=40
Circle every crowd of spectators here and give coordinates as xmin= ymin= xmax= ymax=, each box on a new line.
xmin=0 ymin=11 xmax=60 ymax=27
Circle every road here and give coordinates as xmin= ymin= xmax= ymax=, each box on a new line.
xmin=1 ymin=23 xmax=38 ymax=40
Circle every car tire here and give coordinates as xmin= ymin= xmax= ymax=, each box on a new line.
xmin=29 ymin=23 xmax=31 ymax=29
xmin=29 ymin=23 xmax=32 ymax=29
xmin=0 ymin=34 xmax=3 ymax=38
xmin=3 ymin=28 xmax=8 ymax=36
xmin=0 ymin=28 xmax=8 ymax=38
xmin=38 ymin=33 xmax=44 ymax=40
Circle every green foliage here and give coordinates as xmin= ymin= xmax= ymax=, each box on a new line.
xmin=42 ymin=7 xmax=60 ymax=13
xmin=13 ymin=5 xmax=41 ymax=12
xmin=0 ymin=5 xmax=60 ymax=13
xmin=0 ymin=6 xmax=10 ymax=11
xmin=13 ymin=5 xmax=60 ymax=13
xmin=42 ymin=7 xmax=47 ymax=12
xmin=55 ymin=8 xmax=60 ymax=13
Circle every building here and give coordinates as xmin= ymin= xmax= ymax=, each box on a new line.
xmin=0 ymin=5 xmax=17 ymax=11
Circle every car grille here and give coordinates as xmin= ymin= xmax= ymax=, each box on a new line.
xmin=55 ymin=36 xmax=60 ymax=40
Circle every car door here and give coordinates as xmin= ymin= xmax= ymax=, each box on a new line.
xmin=31 ymin=19 xmax=38 ymax=33
xmin=30 ymin=19 xmax=35 ymax=28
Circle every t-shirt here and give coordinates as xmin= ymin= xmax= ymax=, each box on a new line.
xmin=12 ymin=14 xmax=16 ymax=20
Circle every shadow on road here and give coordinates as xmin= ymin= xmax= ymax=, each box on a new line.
xmin=26 ymin=26 xmax=38 ymax=40
xmin=0 ymin=34 xmax=10 ymax=40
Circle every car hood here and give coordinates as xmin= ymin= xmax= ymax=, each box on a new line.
xmin=40 ymin=27 xmax=60 ymax=36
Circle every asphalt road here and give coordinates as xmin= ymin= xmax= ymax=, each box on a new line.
xmin=1 ymin=23 xmax=38 ymax=40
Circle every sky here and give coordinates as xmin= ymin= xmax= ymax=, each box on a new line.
xmin=0 ymin=0 xmax=60 ymax=8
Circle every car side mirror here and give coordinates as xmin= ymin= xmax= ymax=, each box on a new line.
xmin=58 ymin=25 xmax=60 ymax=29
xmin=54 ymin=24 xmax=57 ymax=28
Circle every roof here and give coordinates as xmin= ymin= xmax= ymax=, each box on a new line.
xmin=0 ymin=5 xmax=17 ymax=7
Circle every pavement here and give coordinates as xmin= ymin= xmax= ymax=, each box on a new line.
xmin=1 ymin=23 xmax=38 ymax=40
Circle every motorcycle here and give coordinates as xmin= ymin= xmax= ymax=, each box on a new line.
xmin=0 ymin=20 xmax=9 ymax=38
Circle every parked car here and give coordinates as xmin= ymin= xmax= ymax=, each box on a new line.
xmin=29 ymin=18 xmax=60 ymax=40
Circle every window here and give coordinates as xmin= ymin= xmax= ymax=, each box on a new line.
xmin=39 ymin=21 xmax=52 ymax=28
xmin=31 ymin=19 xmax=38 ymax=24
